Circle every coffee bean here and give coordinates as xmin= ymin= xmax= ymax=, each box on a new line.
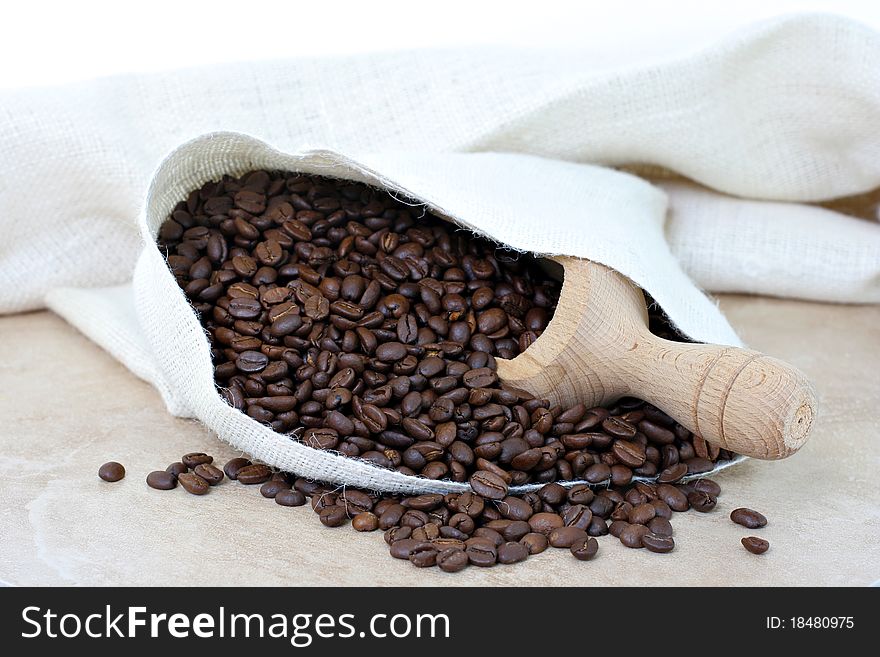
xmin=647 ymin=517 xmax=673 ymax=537
xmin=465 ymin=540 xmax=497 ymax=567
xmin=437 ymin=548 xmax=469 ymax=573
xmin=657 ymin=484 xmax=689 ymax=512
xmin=409 ymin=543 xmax=439 ymax=567
xmin=528 ymin=512 xmax=564 ymax=536
xmin=389 ymin=539 xmax=420 ymax=560
xmin=146 ymin=470 xmax=177 ymax=490
xmin=194 ymin=463 xmax=224 ymax=485
xmin=462 ymin=368 xmax=498 ymax=389
xmin=178 ymin=472 xmax=209 ymax=495
xmin=549 ymin=526 xmax=589 ymax=548
xmin=166 ymin=462 xmax=188 ymax=479
xmin=730 ymin=508 xmax=767 ymax=529
xmin=182 ymin=452 xmax=213 ymax=469
xmin=236 ymin=464 xmax=272 ymax=484
xmin=742 ymin=536 xmax=770 ymax=554
xmin=497 ymin=541 xmax=529 ymax=564
xmin=642 ymin=532 xmax=675 ymax=553
xmin=685 ymin=457 xmax=715 ymax=474
xmin=275 ymin=489 xmax=306 ymax=507
xmin=469 ymin=471 xmax=508 ymax=500
xmin=260 ymin=479 xmax=289 ymax=498
xmin=520 ymin=532 xmax=549 ymax=555
xmin=570 ymin=536 xmax=599 ymax=560
xmin=692 ymin=478 xmax=722 ymax=497
xmin=98 ymin=462 xmax=125 ymax=482
xmin=687 ymin=490 xmax=717 ymax=513
xmin=619 ymin=523 xmax=650 ymax=548
xmin=656 ymin=463 xmax=688 ymax=483
xmin=223 ymin=457 xmax=251 ymax=480
xmin=319 ymin=505 xmax=348 ymax=527
xmin=352 ymin=512 xmax=380 ymax=532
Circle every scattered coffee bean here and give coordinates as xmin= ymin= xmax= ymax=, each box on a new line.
xmin=352 ymin=512 xmax=380 ymax=532
xmin=497 ymin=540 xmax=529 ymax=564
xmin=642 ymin=532 xmax=675 ymax=553
xmin=730 ymin=508 xmax=767 ymax=529
xmin=437 ymin=548 xmax=469 ymax=573
xmin=194 ymin=463 xmax=224 ymax=485
xmin=687 ymin=490 xmax=717 ymax=513
xmin=98 ymin=462 xmax=125 ymax=482
xmin=146 ymin=470 xmax=177 ymax=490
xmin=166 ymin=462 xmax=188 ymax=479
xmin=236 ymin=464 xmax=272 ymax=484
xmin=319 ymin=505 xmax=348 ymax=527
xmin=182 ymin=452 xmax=213 ymax=469
xmin=178 ymin=472 xmax=209 ymax=495
xmin=275 ymin=489 xmax=307 ymax=507
xmin=742 ymin=536 xmax=770 ymax=554
xmin=570 ymin=536 xmax=599 ymax=561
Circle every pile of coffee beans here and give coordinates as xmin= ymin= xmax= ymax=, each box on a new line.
xmin=148 ymin=169 xmax=768 ymax=570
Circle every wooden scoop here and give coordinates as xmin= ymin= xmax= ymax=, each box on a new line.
xmin=496 ymin=258 xmax=817 ymax=460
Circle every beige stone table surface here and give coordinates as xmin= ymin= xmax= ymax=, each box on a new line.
xmin=1 ymin=296 xmax=878 ymax=586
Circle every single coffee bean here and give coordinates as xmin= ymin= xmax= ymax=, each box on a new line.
xmin=193 ymin=463 xmax=224 ymax=485
xmin=520 ymin=532 xmax=549 ymax=555
xmin=528 ymin=512 xmax=564 ymax=536
xmin=98 ymin=462 xmax=125 ymax=482
xmin=275 ymin=489 xmax=307 ymax=507
xmin=389 ymin=539 xmax=420 ymax=560
xmin=657 ymin=484 xmax=689 ymax=512
xmin=741 ymin=536 xmax=770 ymax=554
xmin=619 ymin=523 xmax=649 ymax=548
xmin=182 ymin=452 xmax=213 ymax=469
xmin=166 ymin=462 xmax=188 ymax=479
xmin=352 ymin=512 xmax=380 ymax=532
xmin=628 ymin=503 xmax=657 ymax=526
xmin=236 ymin=464 xmax=272 ymax=484
xmin=469 ymin=471 xmax=508 ymax=500
xmin=548 ymin=526 xmax=589 ymax=548
xmin=409 ymin=544 xmax=439 ymax=567
xmin=730 ymin=508 xmax=768 ymax=529
xmin=642 ymin=532 xmax=675 ymax=553
xmin=647 ymin=517 xmax=673 ymax=537
xmin=146 ymin=470 xmax=177 ymax=490
xmin=319 ymin=505 xmax=348 ymax=527
xmin=656 ymin=462 xmax=688 ymax=483
xmin=465 ymin=540 xmax=497 ymax=567
xmin=570 ymin=536 xmax=599 ymax=561
xmin=687 ymin=490 xmax=717 ymax=513
xmin=260 ymin=479 xmax=289 ymax=498
xmin=436 ymin=548 xmax=469 ymax=573
xmin=497 ymin=541 xmax=529 ymax=564
xmin=178 ymin=472 xmax=210 ymax=495
xmin=693 ymin=478 xmax=722 ymax=497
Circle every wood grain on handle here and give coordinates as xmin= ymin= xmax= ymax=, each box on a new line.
xmin=624 ymin=339 xmax=817 ymax=459
xmin=496 ymin=257 xmax=818 ymax=460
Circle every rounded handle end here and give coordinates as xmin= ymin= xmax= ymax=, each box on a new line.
xmin=706 ymin=353 xmax=818 ymax=460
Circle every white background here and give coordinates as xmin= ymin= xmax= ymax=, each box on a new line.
xmin=1 ymin=0 xmax=879 ymax=90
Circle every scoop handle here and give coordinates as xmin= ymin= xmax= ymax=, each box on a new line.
xmin=626 ymin=337 xmax=817 ymax=459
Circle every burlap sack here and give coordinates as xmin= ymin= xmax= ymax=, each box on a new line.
xmin=117 ymin=132 xmax=743 ymax=493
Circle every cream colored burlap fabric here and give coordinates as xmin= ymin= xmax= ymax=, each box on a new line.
xmin=2 ymin=14 xmax=879 ymax=492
